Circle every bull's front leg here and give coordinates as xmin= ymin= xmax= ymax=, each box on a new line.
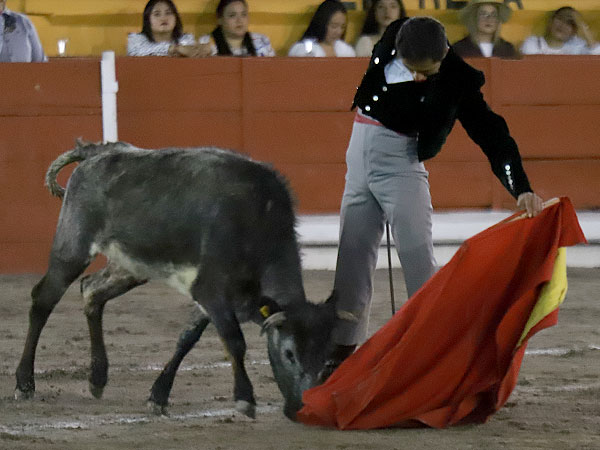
xmin=192 ymin=283 xmax=256 ymax=419
xmin=148 ymin=308 xmax=210 ymax=415
xmin=212 ymin=312 xmax=256 ymax=418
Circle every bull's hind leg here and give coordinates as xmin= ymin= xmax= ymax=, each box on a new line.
xmin=80 ymin=263 xmax=146 ymax=398
xmin=148 ymin=307 xmax=210 ymax=415
xmin=15 ymin=252 xmax=91 ymax=399
xmin=191 ymin=277 xmax=257 ymax=419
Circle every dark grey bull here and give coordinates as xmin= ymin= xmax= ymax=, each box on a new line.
xmin=15 ymin=140 xmax=337 ymax=420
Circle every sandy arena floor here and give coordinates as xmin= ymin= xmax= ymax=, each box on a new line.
xmin=1 ymin=269 xmax=599 ymax=450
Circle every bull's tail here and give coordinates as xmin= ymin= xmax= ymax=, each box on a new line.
xmin=45 ymin=138 xmax=121 ymax=198
xmin=45 ymin=150 xmax=85 ymax=198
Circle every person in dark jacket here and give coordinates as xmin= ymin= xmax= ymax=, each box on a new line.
xmin=320 ymin=16 xmax=543 ymax=379
xmin=452 ymin=0 xmax=518 ymax=59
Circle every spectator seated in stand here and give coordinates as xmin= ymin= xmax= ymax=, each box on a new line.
xmin=198 ymin=0 xmax=275 ymax=57
xmin=521 ymin=6 xmax=599 ymax=55
xmin=128 ymin=0 xmax=209 ymax=57
xmin=452 ymin=0 xmax=518 ymax=59
xmin=355 ymin=0 xmax=407 ymax=57
xmin=288 ymin=0 xmax=356 ymax=57
xmin=0 ymin=0 xmax=46 ymax=62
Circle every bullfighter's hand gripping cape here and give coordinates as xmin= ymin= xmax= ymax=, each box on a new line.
xmin=298 ymin=197 xmax=586 ymax=430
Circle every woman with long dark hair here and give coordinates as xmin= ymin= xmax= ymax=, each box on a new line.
xmin=355 ymin=0 xmax=406 ymax=57
xmin=128 ymin=0 xmax=207 ymax=57
xmin=199 ymin=0 xmax=274 ymax=56
xmin=288 ymin=0 xmax=355 ymax=57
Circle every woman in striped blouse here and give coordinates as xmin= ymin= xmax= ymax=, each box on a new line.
xmin=128 ymin=0 xmax=210 ymax=57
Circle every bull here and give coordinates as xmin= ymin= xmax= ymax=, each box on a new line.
xmin=14 ymin=140 xmax=337 ymax=420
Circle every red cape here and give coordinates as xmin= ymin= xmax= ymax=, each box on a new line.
xmin=298 ymin=197 xmax=586 ymax=430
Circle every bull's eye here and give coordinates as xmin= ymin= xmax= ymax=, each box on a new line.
xmin=285 ymin=349 xmax=296 ymax=364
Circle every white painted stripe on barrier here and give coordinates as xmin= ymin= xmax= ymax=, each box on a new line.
xmin=296 ymin=211 xmax=600 ymax=245
xmin=296 ymin=211 xmax=600 ymax=268
xmin=300 ymin=245 xmax=600 ymax=269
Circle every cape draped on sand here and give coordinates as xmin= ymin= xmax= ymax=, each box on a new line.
xmin=298 ymin=197 xmax=587 ymax=430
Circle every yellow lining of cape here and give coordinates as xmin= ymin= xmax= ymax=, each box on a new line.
xmin=518 ymin=247 xmax=568 ymax=346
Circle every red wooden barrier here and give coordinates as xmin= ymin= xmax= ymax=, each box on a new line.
xmin=1 ymin=59 xmax=102 ymax=273
xmin=1 ymin=56 xmax=599 ymax=272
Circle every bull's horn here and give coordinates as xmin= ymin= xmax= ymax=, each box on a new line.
xmin=260 ymin=312 xmax=286 ymax=335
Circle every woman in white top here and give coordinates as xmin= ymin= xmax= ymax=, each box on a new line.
xmin=288 ymin=0 xmax=356 ymax=57
xmin=354 ymin=0 xmax=406 ymax=57
xmin=521 ymin=7 xmax=600 ymax=55
xmin=128 ymin=0 xmax=208 ymax=57
xmin=198 ymin=0 xmax=275 ymax=57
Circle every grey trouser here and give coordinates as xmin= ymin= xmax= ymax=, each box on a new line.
xmin=332 ymin=120 xmax=437 ymax=346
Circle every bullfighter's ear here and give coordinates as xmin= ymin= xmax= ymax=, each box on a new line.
xmin=259 ymin=296 xmax=282 ymax=319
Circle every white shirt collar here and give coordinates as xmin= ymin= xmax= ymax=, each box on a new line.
xmin=384 ymin=58 xmax=414 ymax=84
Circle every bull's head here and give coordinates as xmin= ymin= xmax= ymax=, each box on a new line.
xmin=262 ymin=293 xmax=337 ymax=420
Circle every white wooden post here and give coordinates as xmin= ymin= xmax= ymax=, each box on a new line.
xmin=101 ymin=51 xmax=119 ymax=143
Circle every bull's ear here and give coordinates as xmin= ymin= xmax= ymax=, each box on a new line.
xmin=261 ymin=311 xmax=286 ymax=333
xmin=310 ymin=290 xmax=338 ymax=328
xmin=259 ymin=296 xmax=282 ymax=319
xmin=259 ymin=297 xmax=286 ymax=335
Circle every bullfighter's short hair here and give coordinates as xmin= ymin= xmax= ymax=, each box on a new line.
xmin=395 ymin=17 xmax=448 ymax=62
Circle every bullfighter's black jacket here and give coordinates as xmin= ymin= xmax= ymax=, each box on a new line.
xmin=352 ymin=19 xmax=532 ymax=199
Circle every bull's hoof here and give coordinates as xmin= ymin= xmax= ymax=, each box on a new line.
xmin=14 ymin=387 xmax=34 ymax=401
xmin=89 ymin=382 xmax=104 ymax=399
xmin=147 ymin=400 xmax=169 ymax=416
xmin=235 ymin=400 xmax=256 ymax=419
